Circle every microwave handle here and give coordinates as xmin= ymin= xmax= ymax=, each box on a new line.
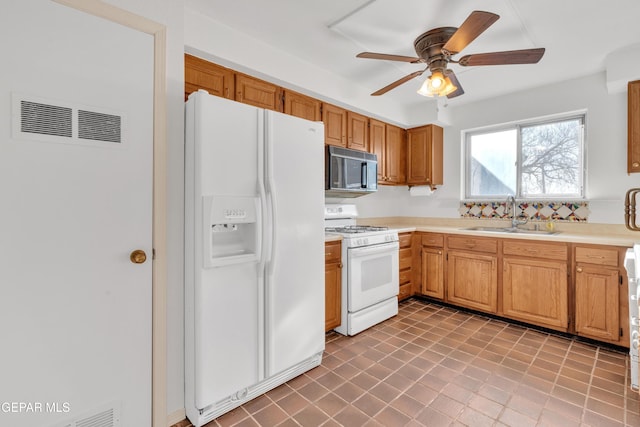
xmin=361 ymin=162 xmax=367 ymax=189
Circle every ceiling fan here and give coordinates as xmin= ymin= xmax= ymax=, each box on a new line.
xmin=357 ymin=10 xmax=545 ymax=98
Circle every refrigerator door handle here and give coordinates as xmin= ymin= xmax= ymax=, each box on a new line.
xmin=264 ymin=114 xmax=277 ymax=273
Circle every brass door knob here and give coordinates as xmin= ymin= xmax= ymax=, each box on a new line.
xmin=130 ymin=249 xmax=147 ymax=264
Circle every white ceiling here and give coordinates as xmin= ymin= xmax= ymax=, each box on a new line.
xmin=186 ymin=0 xmax=640 ymax=109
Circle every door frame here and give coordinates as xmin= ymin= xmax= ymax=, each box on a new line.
xmin=52 ymin=1 xmax=167 ymax=426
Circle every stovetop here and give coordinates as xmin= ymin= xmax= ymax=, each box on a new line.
xmin=324 ymin=225 xmax=389 ymax=234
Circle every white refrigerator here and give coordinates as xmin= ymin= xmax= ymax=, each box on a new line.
xmin=184 ymin=90 xmax=326 ymax=425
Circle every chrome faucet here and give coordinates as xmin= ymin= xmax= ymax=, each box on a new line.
xmin=506 ymin=195 xmax=528 ymax=228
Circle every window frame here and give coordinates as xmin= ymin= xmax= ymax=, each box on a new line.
xmin=462 ymin=111 xmax=587 ymax=201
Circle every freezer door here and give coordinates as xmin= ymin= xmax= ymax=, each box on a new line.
xmin=185 ymin=92 xmax=265 ymax=412
xmin=193 ymin=264 xmax=262 ymax=407
xmin=264 ymin=110 xmax=325 ymax=376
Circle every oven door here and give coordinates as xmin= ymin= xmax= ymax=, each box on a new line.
xmin=347 ymin=241 xmax=399 ymax=312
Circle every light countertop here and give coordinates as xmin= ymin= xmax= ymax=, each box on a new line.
xmin=357 ymin=217 xmax=640 ymax=247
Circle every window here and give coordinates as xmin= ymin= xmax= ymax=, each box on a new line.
xmin=464 ymin=114 xmax=585 ymax=200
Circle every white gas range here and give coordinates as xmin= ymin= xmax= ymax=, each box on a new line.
xmin=325 ymin=204 xmax=399 ymax=336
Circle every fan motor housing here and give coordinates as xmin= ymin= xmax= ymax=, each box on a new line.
xmin=414 ymin=27 xmax=457 ymax=61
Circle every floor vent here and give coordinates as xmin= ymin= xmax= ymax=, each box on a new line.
xmin=12 ymin=93 xmax=125 ymax=147
xmin=54 ymin=401 xmax=120 ymax=427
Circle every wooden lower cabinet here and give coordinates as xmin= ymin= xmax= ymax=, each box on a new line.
xmin=421 ymin=233 xmax=444 ymax=300
xmin=575 ymin=265 xmax=620 ymax=341
xmin=325 ymin=241 xmax=342 ymax=332
xmin=501 ymin=240 xmax=569 ymax=331
xmin=503 ymin=257 xmax=568 ymax=331
xmin=398 ymin=232 xmax=413 ymax=301
xmin=447 ymin=250 xmax=498 ymax=314
xmin=574 ymin=245 xmax=625 ymax=344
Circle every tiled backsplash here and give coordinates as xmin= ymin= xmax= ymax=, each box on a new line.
xmin=459 ymin=200 xmax=590 ymax=222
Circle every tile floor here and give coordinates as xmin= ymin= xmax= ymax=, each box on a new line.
xmin=180 ymin=298 xmax=639 ymax=427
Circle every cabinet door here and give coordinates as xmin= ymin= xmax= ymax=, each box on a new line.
xmin=347 ymin=111 xmax=369 ymax=151
xmin=406 ymin=124 xmax=443 ymax=186
xmin=235 ymin=73 xmax=283 ymax=111
xmin=284 ymin=90 xmax=321 ymax=122
xmin=575 ymin=265 xmax=620 ymax=342
xmin=447 ymin=251 xmax=497 ymax=313
xmin=322 ymin=103 xmax=347 ymax=147
xmin=325 ymin=241 xmax=342 ymax=332
xmin=629 ymin=80 xmax=640 ymax=173
xmin=184 ymin=53 xmax=234 ymax=100
xmin=325 ymin=261 xmax=342 ymax=331
xmin=385 ymin=124 xmax=406 ymax=184
xmin=503 ymin=257 xmax=568 ymax=331
xmin=369 ymin=119 xmax=386 ymax=182
xmin=421 ymin=247 xmax=444 ymax=299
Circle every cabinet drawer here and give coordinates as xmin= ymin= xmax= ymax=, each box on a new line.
xmin=503 ymin=240 xmax=568 ymax=261
xmin=575 ymin=246 xmax=619 ymax=267
xmin=399 ymin=268 xmax=411 ymax=285
xmin=447 ymin=236 xmax=497 ymax=254
xmin=399 ymin=232 xmax=412 ymax=248
xmin=421 ymin=233 xmax=444 ymax=247
xmin=325 ymin=241 xmax=341 ymax=263
xmin=399 ymin=248 xmax=412 ymax=270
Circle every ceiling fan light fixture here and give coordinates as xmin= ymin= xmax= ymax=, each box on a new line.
xmin=417 ymin=70 xmax=457 ymax=97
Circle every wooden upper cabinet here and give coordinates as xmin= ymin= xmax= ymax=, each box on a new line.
xmin=371 ymin=120 xmax=406 ymax=184
xmin=284 ymin=90 xmax=321 ymax=122
xmin=406 ymin=124 xmax=443 ymax=187
xmin=322 ymin=103 xmax=347 ymax=147
xmin=184 ymin=53 xmax=234 ymax=100
xmin=370 ymin=119 xmax=386 ymax=182
xmin=235 ymin=73 xmax=283 ymax=112
xmin=386 ymin=124 xmax=406 ymax=184
xmin=347 ymin=111 xmax=369 ymax=151
xmin=629 ymin=80 xmax=640 ymax=173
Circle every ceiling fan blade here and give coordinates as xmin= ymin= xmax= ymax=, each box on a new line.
xmin=442 ymin=11 xmax=499 ymax=55
xmin=458 ymin=48 xmax=545 ymax=66
xmin=357 ymin=52 xmax=422 ymax=63
xmin=371 ymin=69 xmax=426 ymax=96
xmin=445 ymin=70 xmax=464 ymax=99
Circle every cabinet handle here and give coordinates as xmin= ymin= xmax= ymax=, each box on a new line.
xmin=438 ymin=250 xmax=442 ymax=255
xmin=576 ymin=267 xmax=583 ymax=273
xmin=634 ymin=162 xmax=640 ymax=168
xmin=586 ymin=254 xmax=605 ymax=259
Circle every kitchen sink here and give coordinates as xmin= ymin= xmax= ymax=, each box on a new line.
xmin=463 ymin=226 xmax=560 ymax=235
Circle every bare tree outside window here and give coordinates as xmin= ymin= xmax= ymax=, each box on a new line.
xmin=465 ymin=114 xmax=584 ymax=199
xmin=521 ymin=118 xmax=582 ymax=197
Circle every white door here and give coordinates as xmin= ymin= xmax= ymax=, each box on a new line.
xmin=0 ymin=1 xmax=153 ymax=426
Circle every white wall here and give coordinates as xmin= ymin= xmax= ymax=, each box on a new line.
xmin=351 ymin=72 xmax=640 ymax=224
xmin=183 ymin=8 xmax=441 ymax=128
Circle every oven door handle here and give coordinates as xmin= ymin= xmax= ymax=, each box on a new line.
xmin=349 ymin=242 xmax=399 ymax=258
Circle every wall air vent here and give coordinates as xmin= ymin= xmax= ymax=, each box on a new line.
xmin=12 ymin=93 xmax=125 ymax=148
xmin=20 ymin=100 xmax=73 ymax=138
xmin=78 ymin=110 xmax=121 ymax=143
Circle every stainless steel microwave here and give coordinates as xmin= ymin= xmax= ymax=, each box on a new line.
xmin=325 ymin=146 xmax=377 ymax=198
